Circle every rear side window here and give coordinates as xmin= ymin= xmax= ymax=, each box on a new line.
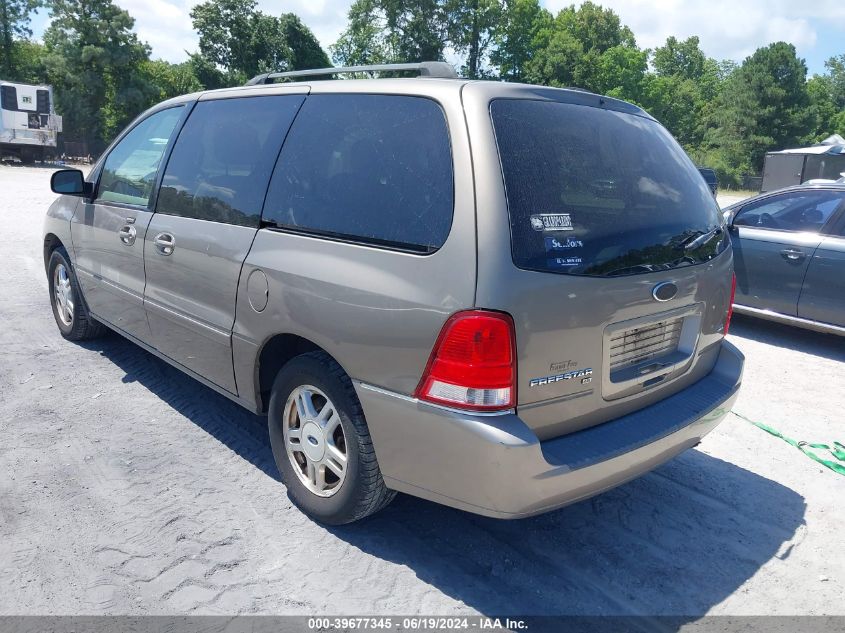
xmin=733 ymin=190 xmax=844 ymax=233
xmin=262 ymin=94 xmax=453 ymax=252
xmin=699 ymin=169 xmax=717 ymax=184
xmin=157 ymin=95 xmax=305 ymax=227
xmin=491 ymin=99 xmax=725 ymax=277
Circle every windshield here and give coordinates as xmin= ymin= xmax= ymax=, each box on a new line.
xmin=491 ymin=99 xmax=727 ymax=277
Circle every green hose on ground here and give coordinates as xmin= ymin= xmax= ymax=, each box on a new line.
xmin=732 ymin=411 xmax=845 ymax=476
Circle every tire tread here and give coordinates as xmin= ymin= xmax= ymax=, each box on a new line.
xmin=270 ymin=350 xmax=396 ymax=524
xmin=304 ymin=350 xmax=397 ymax=522
xmin=49 ymin=247 xmax=106 ymax=341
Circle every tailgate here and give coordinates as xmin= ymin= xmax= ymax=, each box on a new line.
xmin=463 ymin=84 xmax=732 ymax=440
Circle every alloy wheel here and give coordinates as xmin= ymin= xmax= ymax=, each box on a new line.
xmin=53 ymin=263 xmax=74 ymax=327
xmin=283 ymin=385 xmax=348 ymax=497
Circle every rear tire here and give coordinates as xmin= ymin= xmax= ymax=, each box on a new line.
xmin=47 ymin=248 xmax=106 ymax=341
xmin=268 ymin=351 xmax=396 ymax=524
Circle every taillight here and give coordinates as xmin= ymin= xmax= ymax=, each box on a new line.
xmin=724 ymin=272 xmax=736 ymax=335
xmin=415 ymin=310 xmax=516 ymax=412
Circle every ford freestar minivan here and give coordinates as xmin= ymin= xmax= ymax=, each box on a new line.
xmin=43 ymin=62 xmax=744 ymax=524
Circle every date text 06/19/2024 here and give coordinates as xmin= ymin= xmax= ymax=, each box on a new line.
xmin=307 ymin=617 xmax=529 ymax=630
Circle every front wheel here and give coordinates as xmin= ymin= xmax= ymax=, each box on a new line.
xmin=47 ymin=248 xmax=105 ymax=341
xmin=268 ymin=351 xmax=396 ymax=524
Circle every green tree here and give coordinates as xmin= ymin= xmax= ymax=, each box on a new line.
xmin=330 ymin=0 xmax=390 ymax=66
xmin=824 ymin=54 xmax=845 ymax=110
xmin=192 ymin=0 xmax=328 ymax=84
xmin=279 ymin=13 xmax=330 ymax=70
xmin=44 ymin=0 xmax=154 ymax=151
xmin=188 ymin=52 xmax=228 ymax=90
xmin=831 ymin=110 xmax=845 ymax=136
xmin=526 ymin=2 xmax=643 ymax=94
xmin=592 ymin=43 xmax=647 ymax=99
xmin=522 ymin=11 xmax=578 ymax=86
xmin=445 ymin=0 xmax=501 ymax=78
xmin=806 ymin=55 xmax=845 ymax=139
xmin=0 ymin=0 xmax=40 ymax=77
xmin=332 ymin=0 xmax=448 ymax=66
xmin=140 ymin=59 xmax=203 ymax=104
xmin=806 ymin=74 xmax=838 ymax=140
xmin=5 ymin=38 xmax=46 ymax=82
xmin=489 ymin=0 xmax=548 ymax=81
xmin=705 ymin=42 xmax=812 ymax=180
xmin=640 ymin=36 xmax=724 ymax=152
xmin=556 ymin=0 xmax=635 ymax=52
xmin=640 ymin=74 xmax=703 ymax=149
xmin=652 ymin=35 xmax=706 ymax=80
xmin=191 ymin=0 xmax=287 ymax=83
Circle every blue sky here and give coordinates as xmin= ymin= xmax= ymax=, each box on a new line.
xmin=29 ymin=0 xmax=845 ymax=76
xmin=802 ymin=24 xmax=843 ymax=75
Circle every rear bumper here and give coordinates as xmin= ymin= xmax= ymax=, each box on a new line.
xmin=356 ymin=340 xmax=744 ymax=519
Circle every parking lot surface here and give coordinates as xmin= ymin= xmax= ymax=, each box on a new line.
xmin=1 ymin=165 xmax=843 ymax=615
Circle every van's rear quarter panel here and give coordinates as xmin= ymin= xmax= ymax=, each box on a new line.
xmin=235 ymin=231 xmax=476 ymax=395
xmin=234 ymin=82 xmax=477 ymax=397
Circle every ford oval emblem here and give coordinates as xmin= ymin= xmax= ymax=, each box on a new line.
xmin=652 ymin=282 xmax=678 ymax=302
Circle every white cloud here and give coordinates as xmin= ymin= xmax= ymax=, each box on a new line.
xmin=112 ymin=0 xmax=845 ymax=69
xmin=119 ymin=0 xmax=198 ymax=61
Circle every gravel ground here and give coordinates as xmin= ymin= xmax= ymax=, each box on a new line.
xmin=1 ymin=165 xmax=843 ymax=616
xmin=718 ymin=192 xmax=754 ymax=208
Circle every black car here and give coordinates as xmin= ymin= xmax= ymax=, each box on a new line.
xmin=698 ymin=167 xmax=718 ymax=197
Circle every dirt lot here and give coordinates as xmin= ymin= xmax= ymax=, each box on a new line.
xmin=1 ymin=165 xmax=844 ymax=616
xmin=717 ymin=191 xmax=757 ymax=209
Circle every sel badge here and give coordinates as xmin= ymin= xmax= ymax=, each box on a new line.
xmin=530 ymin=213 xmax=574 ymax=232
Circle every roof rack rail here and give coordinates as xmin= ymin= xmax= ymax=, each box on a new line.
xmin=245 ymin=61 xmax=458 ymax=85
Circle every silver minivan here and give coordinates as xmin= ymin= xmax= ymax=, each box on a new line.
xmin=43 ymin=63 xmax=744 ymax=524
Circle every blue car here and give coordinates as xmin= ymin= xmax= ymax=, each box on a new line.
xmin=722 ymin=183 xmax=845 ymax=335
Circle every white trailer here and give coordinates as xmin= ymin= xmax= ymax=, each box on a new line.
xmin=0 ymin=80 xmax=62 ymax=163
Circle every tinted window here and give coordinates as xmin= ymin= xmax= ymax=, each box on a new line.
xmin=698 ymin=168 xmax=717 ymax=187
xmin=734 ymin=190 xmax=844 ymax=233
xmin=36 ymin=89 xmax=50 ymax=114
xmin=98 ymin=107 xmax=183 ymax=207
xmin=262 ymin=94 xmax=453 ymax=252
xmin=491 ymin=99 xmax=725 ymax=277
xmin=157 ymin=95 xmax=305 ymax=227
xmin=830 ymin=210 xmax=845 ymax=237
xmin=1 ymin=85 xmax=17 ymax=110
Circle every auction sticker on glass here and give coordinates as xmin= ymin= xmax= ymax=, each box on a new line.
xmin=530 ymin=213 xmax=574 ymax=231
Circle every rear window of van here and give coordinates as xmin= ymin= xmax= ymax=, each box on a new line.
xmin=491 ymin=99 xmax=726 ymax=277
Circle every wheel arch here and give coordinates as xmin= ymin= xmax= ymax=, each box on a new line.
xmin=43 ymin=233 xmax=66 ymax=271
xmin=254 ymin=333 xmax=353 ymax=414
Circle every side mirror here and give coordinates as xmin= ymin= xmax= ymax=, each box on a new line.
xmin=51 ymin=169 xmax=92 ymax=197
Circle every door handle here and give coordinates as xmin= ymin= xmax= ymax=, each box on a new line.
xmin=154 ymin=232 xmax=175 ymax=256
xmin=118 ymin=224 xmax=137 ymax=245
xmin=780 ymin=249 xmax=805 ymax=262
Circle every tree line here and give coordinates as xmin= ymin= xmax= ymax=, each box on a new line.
xmin=0 ymin=0 xmax=329 ymax=155
xmin=1 ymin=0 xmax=844 ymax=186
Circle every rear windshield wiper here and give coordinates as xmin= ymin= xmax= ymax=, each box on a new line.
xmin=602 ymin=263 xmax=666 ymax=277
xmin=679 ymin=226 xmax=723 ymax=251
